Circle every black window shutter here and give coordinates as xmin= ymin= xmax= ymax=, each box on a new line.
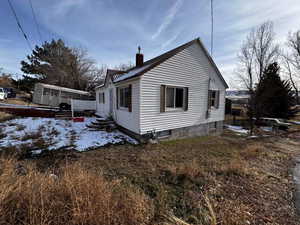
xmin=216 ymin=90 xmax=220 ymax=108
xmin=128 ymin=84 xmax=132 ymax=112
xmin=184 ymin=87 xmax=189 ymax=111
xmin=116 ymin=87 xmax=119 ymax=109
xmin=207 ymin=90 xmax=212 ymax=109
xmin=160 ymin=85 xmax=166 ymax=113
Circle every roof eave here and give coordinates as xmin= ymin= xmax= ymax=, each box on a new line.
xmin=196 ymin=39 xmax=229 ymax=89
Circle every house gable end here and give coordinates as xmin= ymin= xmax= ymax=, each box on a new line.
xmin=112 ymin=38 xmax=228 ymax=89
xmin=139 ymin=40 xmax=226 ymax=134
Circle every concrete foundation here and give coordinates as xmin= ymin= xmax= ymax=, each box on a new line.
xmin=162 ymin=121 xmax=224 ymax=140
xmin=118 ymin=121 xmax=224 ymax=143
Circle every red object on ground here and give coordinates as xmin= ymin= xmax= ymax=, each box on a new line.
xmin=73 ymin=117 xmax=84 ymax=122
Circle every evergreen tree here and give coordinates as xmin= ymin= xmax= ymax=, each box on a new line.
xmin=21 ymin=39 xmax=96 ymax=90
xmin=254 ymin=62 xmax=295 ymax=119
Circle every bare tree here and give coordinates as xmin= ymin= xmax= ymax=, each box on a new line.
xmin=66 ymin=47 xmax=96 ymax=90
xmin=283 ymin=31 xmax=300 ymax=104
xmin=236 ymin=21 xmax=280 ymax=134
xmin=237 ymin=21 xmax=280 ymax=88
xmin=287 ymin=31 xmax=300 ymax=70
xmin=113 ymin=62 xmax=134 ymax=71
xmin=86 ymin=64 xmax=107 ymax=93
xmin=282 ymin=53 xmax=299 ymax=104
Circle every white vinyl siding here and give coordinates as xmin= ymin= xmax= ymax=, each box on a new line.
xmin=95 ymin=79 xmax=140 ymax=134
xmin=139 ymin=42 xmax=225 ymax=134
xmin=115 ymin=80 xmax=139 ymax=133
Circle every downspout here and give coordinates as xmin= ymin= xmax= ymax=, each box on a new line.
xmin=95 ymin=89 xmax=98 ymax=114
xmin=206 ymin=78 xmax=211 ymax=119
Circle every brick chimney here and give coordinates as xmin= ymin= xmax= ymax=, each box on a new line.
xmin=136 ymin=46 xmax=144 ymax=67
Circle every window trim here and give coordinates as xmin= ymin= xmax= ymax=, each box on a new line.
xmin=209 ymin=90 xmax=220 ymax=110
xmin=165 ymin=85 xmax=186 ymax=111
xmin=118 ymin=85 xmax=131 ymax=110
xmin=98 ymin=92 xmax=105 ymax=104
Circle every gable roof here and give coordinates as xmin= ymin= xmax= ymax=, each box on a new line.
xmin=97 ymin=38 xmax=228 ymax=89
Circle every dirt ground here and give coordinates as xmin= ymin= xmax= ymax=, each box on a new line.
xmin=21 ymin=130 xmax=299 ymax=225
xmin=1 ymin=98 xmax=38 ymax=106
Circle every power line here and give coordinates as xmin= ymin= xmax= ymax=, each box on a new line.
xmin=7 ymin=0 xmax=33 ymax=51
xmin=210 ymin=0 xmax=213 ymax=56
xmin=28 ymin=0 xmax=43 ymax=44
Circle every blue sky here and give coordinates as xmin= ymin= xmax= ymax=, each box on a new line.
xmin=0 ymin=0 xmax=300 ymax=87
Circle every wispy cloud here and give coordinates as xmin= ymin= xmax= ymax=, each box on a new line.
xmin=0 ymin=38 xmax=11 ymax=43
xmin=151 ymin=0 xmax=183 ymax=40
xmin=53 ymin=0 xmax=86 ymax=16
xmin=161 ymin=29 xmax=182 ymax=49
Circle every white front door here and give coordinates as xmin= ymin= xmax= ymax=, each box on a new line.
xmin=109 ymin=89 xmax=113 ymax=115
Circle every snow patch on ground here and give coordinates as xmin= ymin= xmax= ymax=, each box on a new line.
xmin=225 ymin=125 xmax=249 ymax=134
xmin=0 ymin=117 xmax=137 ymax=153
xmin=261 ymin=126 xmax=273 ymax=132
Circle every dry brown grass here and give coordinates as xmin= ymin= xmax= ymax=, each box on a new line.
xmin=0 ymin=158 xmax=154 ymax=225
xmin=3 ymin=98 xmax=38 ymax=106
xmin=0 ymin=133 xmax=299 ymax=225
xmin=240 ymin=143 xmax=266 ymax=160
xmin=0 ymin=111 xmax=14 ymax=122
xmin=166 ymin=159 xmax=204 ymax=180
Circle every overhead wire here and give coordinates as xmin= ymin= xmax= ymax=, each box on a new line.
xmin=28 ymin=0 xmax=43 ymax=45
xmin=7 ymin=0 xmax=33 ymax=51
xmin=210 ymin=0 xmax=214 ymax=57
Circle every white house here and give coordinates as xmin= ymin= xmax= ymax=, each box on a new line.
xmin=95 ymin=38 xmax=228 ymax=140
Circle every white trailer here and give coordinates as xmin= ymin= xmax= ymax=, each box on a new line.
xmin=33 ymin=83 xmax=91 ymax=108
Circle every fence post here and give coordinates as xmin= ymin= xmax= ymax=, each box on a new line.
xmin=71 ymin=99 xmax=74 ymax=118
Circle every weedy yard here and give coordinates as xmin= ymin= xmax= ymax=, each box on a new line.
xmin=0 ymin=123 xmax=299 ymax=225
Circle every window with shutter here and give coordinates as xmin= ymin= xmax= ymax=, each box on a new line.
xmin=160 ymin=85 xmax=166 ymax=113
xmin=118 ymin=85 xmax=132 ymax=111
xmin=208 ymin=90 xmax=220 ymax=109
xmin=161 ymin=85 xmax=188 ymax=112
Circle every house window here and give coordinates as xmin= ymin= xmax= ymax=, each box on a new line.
xmin=99 ymin=92 xmax=105 ymax=104
xmin=119 ymin=86 xmax=130 ymax=108
xmin=209 ymin=90 xmax=220 ymax=109
xmin=166 ymin=86 xmax=184 ymax=110
xmin=157 ymin=130 xmax=172 ymax=138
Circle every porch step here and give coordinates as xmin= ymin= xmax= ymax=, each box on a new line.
xmin=93 ymin=120 xmax=115 ymax=125
xmin=86 ymin=125 xmax=107 ymax=130
xmin=86 ymin=119 xmax=117 ymax=132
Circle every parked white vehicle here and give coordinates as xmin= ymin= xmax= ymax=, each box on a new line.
xmin=0 ymin=88 xmax=7 ymax=100
xmin=260 ymin=117 xmax=292 ymax=130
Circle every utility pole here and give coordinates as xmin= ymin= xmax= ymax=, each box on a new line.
xmin=210 ymin=0 xmax=214 ymax=57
